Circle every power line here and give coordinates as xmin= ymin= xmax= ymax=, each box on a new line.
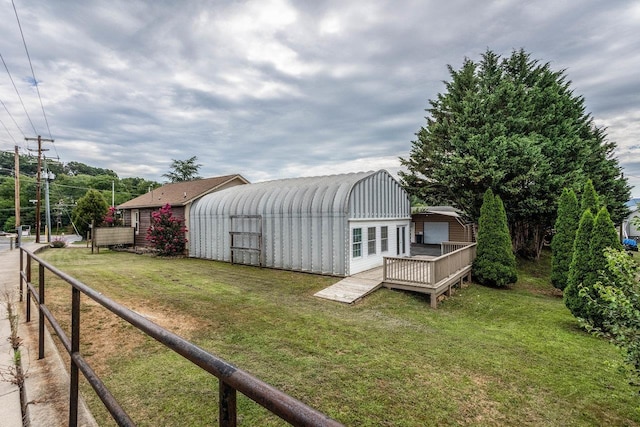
xmin=11 ymin=0 xmax=53 ymax=140
xmin=0 ymin=116 xmax=18 ymax=144
xmin=0 ymin=52 xmax=37 ymax=135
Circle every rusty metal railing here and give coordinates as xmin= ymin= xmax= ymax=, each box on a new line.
xmin=19 ymin=247 xmax=343 ymax=427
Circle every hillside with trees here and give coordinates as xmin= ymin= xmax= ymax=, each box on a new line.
xmin=0 ymin=151 xmax=159 ymax=233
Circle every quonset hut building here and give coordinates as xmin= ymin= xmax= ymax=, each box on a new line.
xmin=189 ymin=170 xmax=411 ymax=276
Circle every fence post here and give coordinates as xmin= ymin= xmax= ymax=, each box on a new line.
xmin=38 ymin=263 xmax=45 ymax=359
xmin=69 ymin=287 xmax=81 ymax=427
xmin=219 ymin=380 xmax=237 ymax=427
xmin=26 ymin=255 xmax=31 ymax=321
xmin=19 ymin=249 xmax=23 ymax=302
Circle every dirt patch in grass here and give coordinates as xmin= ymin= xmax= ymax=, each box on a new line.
xmin=44 ymin=284 xmax=204 ymax=376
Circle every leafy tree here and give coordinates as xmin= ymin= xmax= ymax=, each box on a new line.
xmin=551 ymin=188 xmax=580 ymax=290
xmin=146 ymin=204 xmax=187 ymax=256
xmin=400 ymin=49 xmax=630 ymax=258
xmin=565 ymin=209 xmax=595 ymax=319
xmin=72 ymin=189 xmax=108 ymax=237
xmin=472 ymin=189 xmax=517 ymax=287
xmin=584 ymin=248 xmax=640 ymax=390
xmin=163 ymin=156 xmax=202 ymax=183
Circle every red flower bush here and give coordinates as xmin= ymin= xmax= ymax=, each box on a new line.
xmin=146 ymin=204 xmax=187 ymax=256
xmin=104 ymin=206 xmax=117 ymax=226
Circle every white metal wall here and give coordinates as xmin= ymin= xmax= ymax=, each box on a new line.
xmin=348 ymin=220 xmax=410 ymax=275
xmin=190 ymin=170 xmax=410 ymax=276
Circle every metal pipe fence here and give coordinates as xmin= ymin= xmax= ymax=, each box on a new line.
xmin=19 ymin=247 xmax=343 ymax=427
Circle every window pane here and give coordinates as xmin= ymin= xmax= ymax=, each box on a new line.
xmin=368 ymin=227 xmax=376 ymax=255
xmin=381 ymin=226 xmax=388 ymax=252
xmin=352 ymin=228 xmax=362 ymax=257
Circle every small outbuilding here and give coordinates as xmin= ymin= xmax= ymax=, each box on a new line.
xmin=411 ymin=206 xmax=474 ymax=244
xmin=189 ymin=170 xmax=411 ymax=276
xmin=118 ymin=174 xmax=249 ymax=247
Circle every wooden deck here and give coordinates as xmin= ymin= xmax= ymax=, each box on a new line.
xmin=314 ymin=242 xmax=477 ymax=307
xmin=383 ymin=242 xmax=476 ymax=308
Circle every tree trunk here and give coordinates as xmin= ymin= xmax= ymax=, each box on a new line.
xmin=511 ymin=221 xmax=545 ymax=260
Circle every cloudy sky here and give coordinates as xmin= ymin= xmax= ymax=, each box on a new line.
xmin=0 ymin=0 xmax=639 ymax=194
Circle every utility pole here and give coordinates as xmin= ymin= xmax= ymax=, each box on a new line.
xmin=14 ymin=145 xmax=20 ymax=227
xmin=25 ymin=135 xmax=54 ymax=243
xmin=44 ymin=157 xmax=54 ymax=243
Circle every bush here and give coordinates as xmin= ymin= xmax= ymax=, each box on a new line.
xmin=50 ymin=237 xmax=67 ymax=248
xmin=146 ymin=204 xmax=187 ymax=256
xmin=472 ymin=189 xmax=517 ymax=287
xmin=584 ymin=248 xmax=640 ymax=389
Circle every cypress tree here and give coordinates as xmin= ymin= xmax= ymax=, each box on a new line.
xmin=551 ymin=188 xmax=580 ymax=290
xmin=564 ymin=209 xmax=595 ymax=318
xmin=473 ymin=189 xmax=518 ymax=287
xmin=580 ymin=179 xmax=600 ymax=214
xmin=584 ymin=207 xmax=623 ymax=326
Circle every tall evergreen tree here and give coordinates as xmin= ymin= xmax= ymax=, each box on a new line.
xmin=473 ymin=189 xmax=517 ymax=287
xmin=551 ymin=188 xmax=580 ymax=290
xmin=580 ymin=179 xmax=600 ymax=214
xmin=565 ymin=209 xmax=595 ymax=318
xmin=400 ymin=49 xmax=630 ymax=258
xmin=583 ymin=207 xmax=623 ymax=326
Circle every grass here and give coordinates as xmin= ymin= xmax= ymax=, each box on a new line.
xmin=37 ymin=248 xmax=640 ymax=426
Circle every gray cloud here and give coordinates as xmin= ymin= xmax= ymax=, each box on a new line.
xmin=1 ymin=0 xmax=639 ymax=195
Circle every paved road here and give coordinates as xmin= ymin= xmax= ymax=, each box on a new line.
xmin=0 ymin=234 xmax=82 ymax=251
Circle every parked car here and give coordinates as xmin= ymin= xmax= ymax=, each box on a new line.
xmin=623 ymin=238 xmax=638 ymax=252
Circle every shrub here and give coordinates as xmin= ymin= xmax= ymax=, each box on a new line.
xmin=50 ymin=237 xmax=67 ymax=248
xmin=584 ymin=248 xmax=640 ymax=389
xmin=103 ymin=206 xmax=118 ymax=226
xmin=146 ymin=204 xmax=187 ymax=256
xmin=472 ymin=189 xmax=517 ymax=287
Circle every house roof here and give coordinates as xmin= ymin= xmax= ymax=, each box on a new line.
xmin=118 ymin=174 xmax=249 ymax=209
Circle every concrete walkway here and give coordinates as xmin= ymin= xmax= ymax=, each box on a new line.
xmin=0 ymin=245 xmax=24 ymax=427
xmin=314 ymin=267 xmax=384 ymax=303
xmin=0 ymin=243 xmax=98 ymax=426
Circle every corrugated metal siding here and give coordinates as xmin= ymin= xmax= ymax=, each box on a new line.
xmin=348 ymin=170 xmax=411 ymax=219
xmin=190 ymin=170 xmax=410 ymax=276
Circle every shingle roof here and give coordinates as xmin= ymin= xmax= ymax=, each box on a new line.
xmin=118 ymin=174 xmax=249 ymax=209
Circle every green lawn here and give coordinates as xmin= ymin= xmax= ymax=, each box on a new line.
xmin=38 ymin=248 xmax=640 ymax=426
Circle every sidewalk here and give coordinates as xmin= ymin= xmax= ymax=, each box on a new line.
xmin=0 ymin=244 xmax=23 ymax=426
xmin=0 ymin=243 xmax=98 ymax=426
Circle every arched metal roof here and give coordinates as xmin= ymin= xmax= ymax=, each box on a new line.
xmin=191 ymin=170 xmax=380 ymax=218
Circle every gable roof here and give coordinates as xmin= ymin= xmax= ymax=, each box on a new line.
xmin=118 ymin=174 xmax=249 ymax=209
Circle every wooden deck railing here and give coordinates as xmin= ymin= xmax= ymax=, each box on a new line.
xmin=383 ymin=242 xmax=476 ymax=287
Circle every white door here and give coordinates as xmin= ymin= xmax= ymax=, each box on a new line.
xmin=396 ymin=226 xmax=406 ymax=256
xmin=424 ymin=222 xmax=449 ymax=244
xmin=132 ymin=209 xmax=140 ymax=235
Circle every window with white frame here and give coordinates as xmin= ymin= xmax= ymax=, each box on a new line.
xmin=381 ymin=226 xmax=388 ymax=252
xmin=352 ymin=228 xmax=362 ymax=258
xmin=368 ymin=227 xmax=376 ymax=255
